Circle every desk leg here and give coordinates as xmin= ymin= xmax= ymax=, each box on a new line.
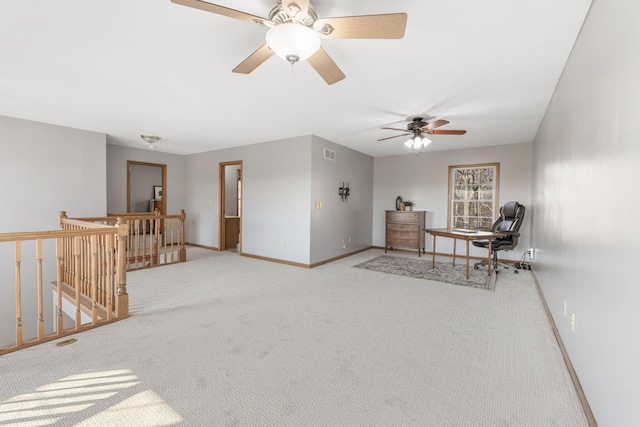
xmin=452 ymin=239 xmax=457 ymax=266
xmin=465 ymin=240 xmax=470 ymax=280
xmin=431 ymin=235 xmax=436 ymax=268
xmin=487 ymin=240 xmax=493 ymax=276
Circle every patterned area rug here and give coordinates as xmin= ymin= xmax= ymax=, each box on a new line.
xmin=354 ymin=255 xmax=496 ymax=291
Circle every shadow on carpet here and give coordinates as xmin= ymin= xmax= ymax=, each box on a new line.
xmin=354 ymin=255 xmax=496 ymax=291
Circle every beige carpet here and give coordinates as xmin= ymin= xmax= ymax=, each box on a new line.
xmin=0 ymin=247 xmax=588 ymax=426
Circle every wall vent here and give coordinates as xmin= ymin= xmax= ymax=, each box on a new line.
xmin=324 ymin=148 xmax=336 ymax=161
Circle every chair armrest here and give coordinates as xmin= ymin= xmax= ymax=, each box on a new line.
xmin=499 ymin=231 xmax=520 ymax=240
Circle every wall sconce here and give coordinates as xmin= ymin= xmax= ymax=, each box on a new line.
xmin=339 ymin=182 xmax=350 ymax=201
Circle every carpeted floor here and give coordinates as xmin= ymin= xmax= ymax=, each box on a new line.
xmin=0 ymin=247 xmax=588 ymax=426
xmin=355 ymin=254 xmax=496 ymax=290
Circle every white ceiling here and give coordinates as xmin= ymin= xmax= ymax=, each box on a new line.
xmin=0 ymin=0 xmax=592 ymax=157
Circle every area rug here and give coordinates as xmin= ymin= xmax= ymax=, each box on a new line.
xmin=354 ymin=255 xmax=496 ymax=291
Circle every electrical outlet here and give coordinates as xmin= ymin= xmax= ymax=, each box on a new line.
xmin=207 ymin=200 xmax=213 ymax=206
xmin=280 ymin=242 xmax=285 ymax=249
xmin=563 ymin=300 xmax=567 ymax=316
xmin=528 ymin=247 xmax=535 ymax=258
xmin=348 ymin=236 xmax=352 ymax=243
xmin=315 ymin=201 xmax=322 ymax=209
xmin=570 ymin=312 xmax=575 ymax=332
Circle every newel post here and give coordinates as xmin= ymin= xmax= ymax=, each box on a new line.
xmin=115 ymin=217 xmax=129 ymax=319
xmin=59 ymin=211 xmax=67 ymax=228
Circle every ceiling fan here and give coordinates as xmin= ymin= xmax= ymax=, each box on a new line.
xmin=378 ymin=117 xmax=467 ymax=150
xmin=171 ymin=0 xmax=407 ymax=85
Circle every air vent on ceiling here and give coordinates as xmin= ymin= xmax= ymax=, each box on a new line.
xmin=324 ymin=148 xmax=336 ymax=161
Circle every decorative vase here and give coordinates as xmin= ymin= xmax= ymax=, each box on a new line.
xmin=395 ymin=196 xmax=402 ymax=211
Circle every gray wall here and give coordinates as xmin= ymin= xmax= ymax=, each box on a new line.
xmin=106 ymin=143 xmax=187 ymax=215
xmin=532 ymin=1 xmax=640 ymax=424
xmin=0 ymin=115 xmax=106 ymax=346
xmin=310 ymin=136 xmax=374 ymax=264
xmin=185 ymin=136 xmax=312 ymax=263
xmin=373 ymin=143 xmax=533 ymax=260
xmin=184 ymin=135 xmax=373 ymax=265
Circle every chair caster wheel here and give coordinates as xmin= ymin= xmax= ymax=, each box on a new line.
xmin=473 ymin=265 xmax=479 ymax=270
xmin=514 ymin=270 xmax=519 ymax=274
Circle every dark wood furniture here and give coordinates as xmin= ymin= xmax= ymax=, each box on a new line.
xmin=225 ymin=216 xmax=240 ymax=250
xmin=150 ymin=199 xmax=162 ymax=213
xmin=385 ymin=210 xmax=426 ymax=256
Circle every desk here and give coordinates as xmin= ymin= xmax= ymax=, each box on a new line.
xmin=424 ymin=228 xmax=505 ymax=279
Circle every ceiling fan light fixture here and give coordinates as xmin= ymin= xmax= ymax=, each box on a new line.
xmin=405 ymin=134 xmax=431 ymax=150
xmin=266 ymin=23 xmax=321 ymax=63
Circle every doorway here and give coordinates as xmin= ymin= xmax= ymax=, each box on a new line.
xmin=219 ymin=161 xmax=242 ymax=253
xmin=127 ymin=161 xmax=167 ymax=214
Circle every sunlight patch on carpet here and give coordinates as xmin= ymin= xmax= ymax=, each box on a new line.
xmin=354 ymin=255 xmax=496 ymax=291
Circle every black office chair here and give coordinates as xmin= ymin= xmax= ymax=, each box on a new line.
xmin=473 ymin=201 xmax=525 ymax=273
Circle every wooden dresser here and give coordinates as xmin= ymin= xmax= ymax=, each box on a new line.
xmin=385 ymin=210 xmax=426 ymax=256
xmin=150 ymin=199 xmax=162 ymax=213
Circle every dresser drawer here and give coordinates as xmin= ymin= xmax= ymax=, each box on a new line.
xmin=387 ymin=226 xmax=419 ymax=236
xmin=387 ymin=227 xmax=419 ymax=240
xmin=386 ymin=223 xmax=418 ymax=232
xmin=386 ymin=211 xmax=421 ymax=223
xmin=387 ymin=236 xmax=419 ymax=246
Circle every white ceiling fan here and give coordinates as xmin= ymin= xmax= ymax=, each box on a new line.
xmin=171 ymin=0 xmax=407 ymax=84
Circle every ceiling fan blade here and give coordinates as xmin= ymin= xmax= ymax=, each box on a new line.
xmin=378 ymin=133 xmax=410 ymax=141
xmin=171 ymin=0 xmax=270 ymax=25
xmin=422 ymin=119 xmax=449 ymax=131
xmin=381 ymin=127 xmax=410 ymax=132
xmin=283 ymin=0 xmax=309 ymax=18
xmin=232 ymin=44 xmax=274 ymax=74
xmin=314 ymin=13 xmax=407 ymax=39
xmin=307 ymin=48 xmax=345 ymax=85
xmin=429 ymin=130 xmax=467 ymax=135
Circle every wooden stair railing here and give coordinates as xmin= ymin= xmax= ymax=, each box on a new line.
xmin=69 ymin=210 xmax=186 ymax=271
xmin=0 ymin=217 xmax=129 ymax=356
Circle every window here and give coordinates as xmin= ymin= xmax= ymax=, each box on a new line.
xmin=448 ymin=163 xmax=499 ymax=230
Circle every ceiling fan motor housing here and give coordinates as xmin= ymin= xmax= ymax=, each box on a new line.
xmin=269 ymin=1 xmax=317 ymax=26
xmin=407 ymin=117 xmax=427 ymax=131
